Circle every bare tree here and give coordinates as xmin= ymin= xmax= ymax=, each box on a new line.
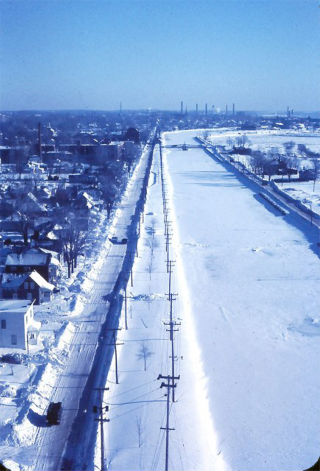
xmin=282 ymin=155 xmax=298 ymax=181
xmin=146 ymin=219 xmax=158 ymax=279
xmin=136 ymin=342 xmax=154 ymax=371
xmin=236 ymin=135 xmax=250 ymax=148
xmin=62 ymin=223 xmax=86 ymax=277
xmin=250 ymin=151 xmax=265 ymax=176
xmin=97 ymin=165 xmax=122 ymax=218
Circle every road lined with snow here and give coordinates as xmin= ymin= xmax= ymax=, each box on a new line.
xmin=162 ymin=130 xmax=320 ymax=470
xmin=8 ymin=138 xmax=155 ymax=471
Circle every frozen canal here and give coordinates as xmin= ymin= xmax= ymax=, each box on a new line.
xmin=163 ymin=130 xmax=320 ymax=470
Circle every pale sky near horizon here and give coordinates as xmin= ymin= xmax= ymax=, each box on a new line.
xmin=0 ymin=0 xmax=319 ymax=112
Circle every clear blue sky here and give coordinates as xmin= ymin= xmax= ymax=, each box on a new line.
xmin=0 ymin=0 xmax=319 ymax=111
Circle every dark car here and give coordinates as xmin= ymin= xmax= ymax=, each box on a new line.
xmin=109 ymin=236 xmax=127 ymax=244
xmin=46 ymin=402 xmax=62 ymax=425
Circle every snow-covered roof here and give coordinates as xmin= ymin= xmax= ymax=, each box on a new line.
xmin=39 ymin=247 xmax=59 ymax=257
xmin=6 ymin=251 xmax=49 ymax=267
xmin=50 ymin=257 xmax=61 ymax=267
xmin=0 ymin=299 xmax=32 ymax=313
xmin=29 ymin=271 xmax=54 ymax=291
xmin=2 ymin=270 xmax=54 ymax=291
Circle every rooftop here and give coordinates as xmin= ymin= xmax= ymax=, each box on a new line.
xmin=0 ymin=299 xmax=32 ymax=314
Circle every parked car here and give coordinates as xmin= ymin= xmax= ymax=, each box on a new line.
xmin=46 ymin=402 xmax=62 ymax=425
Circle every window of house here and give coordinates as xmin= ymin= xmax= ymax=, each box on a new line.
xmin=24 ymin=282 xmax=28 ymax=289
xmin=11 ymin=335 xmax=17 ymax=345
xmin=30 ymin=333 xmax=35 ymax=340
xmin=30 ymin=282 xmax=35 ymax=289
xmin=1 ymin=319 xmax=6 ymax=329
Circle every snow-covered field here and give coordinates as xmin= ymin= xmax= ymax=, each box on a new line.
xmin=161 ymin=130 xmax=320 ymax=470
xmin=206 ymin=129 xmax=320 ymax=153
xmin=99 ymin=145 xmax=225 ymax=471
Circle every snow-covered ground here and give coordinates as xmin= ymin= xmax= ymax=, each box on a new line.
xmin=0 ymin=143 xmax=153 ymax=471
xmin=161 ymin=130 xmax=320 ymax=470
xmin=279 ymin=180 xmax=320 ymax=216
xmin=98 ymin=144 xmax=226 ymax=471
xmin=206 ymin=129 xmax=320 ymax=153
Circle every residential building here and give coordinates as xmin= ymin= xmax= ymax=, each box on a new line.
xmin=0 ymin=299 xmax=40 ymax=350
xmin=1 ymin=270 xmax=55 ymax=304
xmin=5 ymin=248 xmax=51 ymax=281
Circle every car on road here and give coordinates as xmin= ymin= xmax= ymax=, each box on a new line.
xmin=46 ymin=402 xmax=62 ymax=425
xmin=109 ymin=236 xmax=128 ymax=244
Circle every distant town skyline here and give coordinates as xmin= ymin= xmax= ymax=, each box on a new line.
xmin=0 ymin=0 xmax=319 ymax=112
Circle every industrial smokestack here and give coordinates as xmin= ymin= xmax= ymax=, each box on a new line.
xmin=196 ymin=103 xmax=198 ymax=113
xmin=232 ymin=103 xmax=235 ymax=116
xmin=205 ymin=103 xmax=208 ymax=115
xmin=181 ymin=101 xmax=183 ymax=114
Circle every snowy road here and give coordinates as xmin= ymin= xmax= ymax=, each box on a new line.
xmin=163 ymin=130 xmax=320 ymax=470
xmin=32 ymin=245 xmax=125 ymax=471
xmin=22 ymin=141 xmax=155 ymax=471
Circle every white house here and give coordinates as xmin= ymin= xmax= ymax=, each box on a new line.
xmin=0 ymin=299 xmax=40 ymax=350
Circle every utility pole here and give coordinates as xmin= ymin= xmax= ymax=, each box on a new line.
xmin=94 ymin=387 xmax=110 ymax=471
xmin=106 ymin=329 xmax=123 ymax=384
xmin=164 ymin=293 xmax=180 ymax=402
xmin=158 ymin=374 xmax=180 ymax=471
xmin=128 ymin=251 xmax=134 ymax=287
